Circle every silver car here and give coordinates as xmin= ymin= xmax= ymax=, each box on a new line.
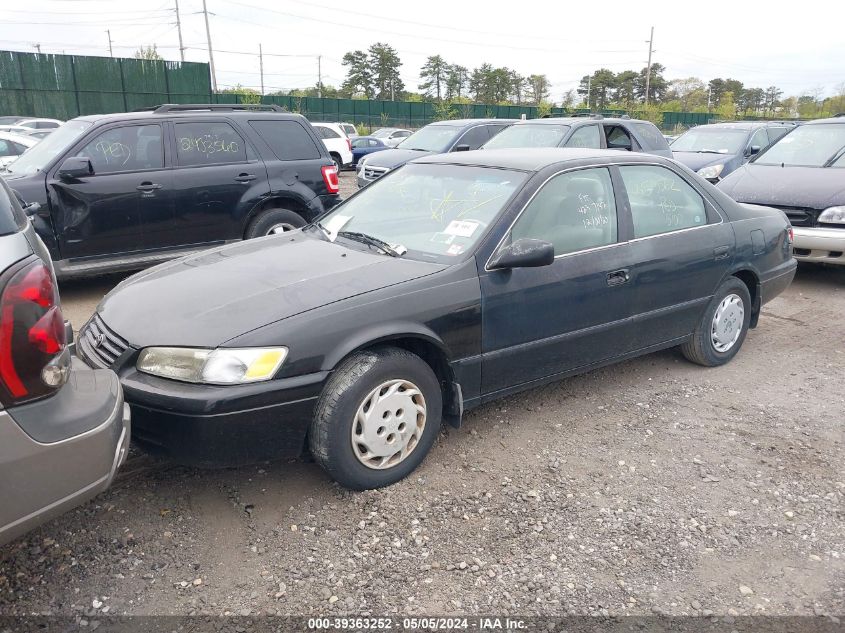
xmin=0 ymin=179 xmax=129 ymax=545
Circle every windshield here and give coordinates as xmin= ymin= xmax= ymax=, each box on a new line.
xmin=483 ymin=124 xmax=571 ymax=149
xmin=670 ymin=128 xmax=748 ymax=154
xmin=0 ymin=116 xmax=23 ymax=126
xmin=316 ymin=163 xmax=526 ymax=263
xmin=4 ymin=120 xmax=92 ymax=175
xmin=396 ymin=125 xmax=460 ymax=152
xmin=372 ymin=129 xmax=394 ymax=138
xmin=754 ymin=124 xmax=845 ymax=167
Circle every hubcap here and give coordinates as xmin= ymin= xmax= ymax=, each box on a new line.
xmin=267 ymin=222 xmax=297 ymax=235
xmin=351 ymin=379 xmax=426 ymax=470
xmin=710 ymin=293 xmax=744 ymax=353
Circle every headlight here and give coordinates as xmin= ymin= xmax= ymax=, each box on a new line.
xmin=697 ymin=164 xmax=724 ymax=180
xmin=818 ymin=206 xmax=845 ymax=224
xmin=137 ymin=347 xmax=288 ymax=385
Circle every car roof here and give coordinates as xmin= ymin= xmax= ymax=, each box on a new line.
xmin=0 ymin=131 xmax=38 ymax=143
xmin=804 ymin=117 xmax=845 ymax=125
xmin=429 ymin=118 xmax=518 ymax=127
xmin=512 ymin=116 xmax=651 ymax=126
xmin=413 ymin=147 xmax=670 ymax=172
xmin=690 ymin=121 xmax=792 ymax=131
xmin=74 ymin=105 xmax=304 ymax=124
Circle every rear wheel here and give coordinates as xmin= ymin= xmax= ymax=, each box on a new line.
xmin=681 ymin=277 xmax=751 ymax=367
xmin=309 ymin=347 xmax=442 ymax=490
xmin=330 ymin=153 xmax=342 ymax=171
xmin=245 ymin=208 xmax=306 ymax=238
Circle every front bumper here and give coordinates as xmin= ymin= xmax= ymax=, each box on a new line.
xmin=792 ymin=226 xmax=845 ymax=265
xmin=121 ymin=368 xmax=328 ymax=467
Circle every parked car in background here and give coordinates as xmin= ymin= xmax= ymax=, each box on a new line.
xmin=672 ymin=121 xmax=797 ymax=183
xmin=2 ymin=104 xmax=341 ymax=279
xmin=0 ymin=117 xmax=63 ymax=131
xmin=718 ymin=117 xmax=845 ymax=266
xmin=371 ymin=127 xmax=412 ymax=147
xmin=0 ymin=176 xmax=130 ymax=545
xmin=0 ymin=131 xmax=38 ymax=168
xmin=83 ymin=148 xmax=794 ymax=490
xmin=357 ymin=119 xmax=515 ymax=187
xmin=336 ymin=122 xmax=358 ymax=138
xmin=482 ymin=116 xmax=672 ymax=158
xmin=311 ymin=122 xmax=354 ymax=170
xmin=21 ymin=129 xmax=54 ymax=140
xmin=351 ymin=135 xmax=389 ymax=165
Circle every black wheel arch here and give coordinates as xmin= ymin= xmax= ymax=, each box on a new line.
xmin=243 ymin=194 xmax=318 ymax=237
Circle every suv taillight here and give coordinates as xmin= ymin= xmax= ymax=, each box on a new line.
xmin=0 ymin=260 xmax=69 ymax=406
xmin=321 ymin=165 xmax=340 ymax=195
xmin=346 ymin=137 xmax=352 ymax=152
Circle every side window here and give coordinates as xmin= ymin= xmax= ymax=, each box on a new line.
xmin=38 ymin=121 xmax=59 ymax=129
xmin=619 ymin=165 xmax=707 ymax=238
xmin=604 ymin=126 xmax=633 ymax=151
xmin=511 ymin=168 xmax=617 ymax=256
xmin=175 ymin=121 xmax=247 ymax=166
xmin=0 ymin=140 xmax=18 ymax=157
xmin=631 ymin=122 xmax=670 ymax=150
xmin=455 ymin=126 xmax=490 ymax=150
xmin=749 ymin=128 xmax=769 ymax=150
xmin=486 ymin=124 xmax=508 ymax=139
xmin=565 ymin=125 xmax=601 ymax=148
xmin=767 ymin=126 xmax=790 ymax=143
xmin=77 ymin=124 xmax=163 ymax=174
xmin=249 ymin=120 xmax=321 ymax=160
xmin=394 ymin=131 xmax=410 ymax=139
xmin=368 ymin=139 xmax=380 ymax=147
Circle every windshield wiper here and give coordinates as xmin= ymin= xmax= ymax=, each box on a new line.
xmin=693 ymin=150 xmax=726 ymax=154
xmin=337 ymin=231 xmax=404 ymax=257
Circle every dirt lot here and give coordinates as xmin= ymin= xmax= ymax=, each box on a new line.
xmin=1 ymin=174 xmax=842 ymax=618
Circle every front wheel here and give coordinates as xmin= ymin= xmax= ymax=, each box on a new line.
xmin=309 ymin=347 xmax=442 ymax=490
xmin=681 ymin=277 xmax=751 ymax=367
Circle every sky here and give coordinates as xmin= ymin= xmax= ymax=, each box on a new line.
xmin=2 ymin=0 xmax=844 ymax=101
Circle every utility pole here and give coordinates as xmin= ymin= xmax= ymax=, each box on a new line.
xmin=317 ymin=55 xmax=322 ymax=98
xmin=106 ymin=30 xmax=113 ymax=57
xmin=259 ymin=44 xmax=264 ymax=95
xmin=587 ymin=75 xmax=591 ymax=111
xmin=644 ymin=26 xmax=654 ymax=106
xmin=175 ymin=0 xmax=185 ymax=62
xmin=202 ymin=0 xmax=218 ymax=93
xmin=707 ymin=84 xmax=712 ymax=112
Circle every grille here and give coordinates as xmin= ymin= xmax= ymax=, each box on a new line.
xmin=78 ymin=314 xmax=130 ymax=369
xmin=362 ymin=165 xmax=389 ymax=181
xmin=774 ymin=206 xmax=820 ymax=228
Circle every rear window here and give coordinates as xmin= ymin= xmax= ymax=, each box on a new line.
xmin=0 ymin=179 xmax=25 ymax=236
xmin=315 ymin=125 xmax=341 ymax=139
xmin=250 ymin=120 xmax=322 ymax=161
xmin=630 ymin=122 xmax=670 ymax=150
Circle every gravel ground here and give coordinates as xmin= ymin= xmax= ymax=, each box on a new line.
xmin=1 ymin=192 xmax=842 ymax=617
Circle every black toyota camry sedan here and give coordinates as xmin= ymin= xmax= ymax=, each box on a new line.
xmin=78 ymin=148 xmax=796 ymax=490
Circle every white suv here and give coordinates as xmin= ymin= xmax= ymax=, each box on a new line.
xmin=311 ymin=122 xmax=353 ymax=170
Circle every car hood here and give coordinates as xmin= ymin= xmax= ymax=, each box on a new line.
xmin=671 ymin=151 xmax=734 ymax=171
xmin=361 ymin=148 xmax=435 ymax=169
xmin=717 ymin=164 xmax=845 ymax=209
xmin=98 ymin=232 xmax=446 ymax=348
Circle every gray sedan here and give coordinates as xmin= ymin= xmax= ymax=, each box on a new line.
xmin=0 ymin=179 xmax=129 ymax=545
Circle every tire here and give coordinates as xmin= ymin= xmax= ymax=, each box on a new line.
xmin=309 ymin=347 xmax=442 ymax=490
xmin=245 ymin=208 xmax=306 ymax=239
xmin=681 ymin=277 xmax=752 ymax=367
xmin=329 ymin=153 xmax=342 ymax=171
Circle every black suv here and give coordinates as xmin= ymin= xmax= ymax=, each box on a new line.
xmin=1 ymin=104 xmax=341 ymax=279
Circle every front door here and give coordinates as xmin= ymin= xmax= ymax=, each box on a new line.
xmin=617 ymin=163 xmax=734 ymax=350
xmin=165 ymin=119 xmax=268 ymax=248
xmin=479 ymin=166 xmax=634 ymax=396
xmin=48 ymin=122 xmax=171 ymax=260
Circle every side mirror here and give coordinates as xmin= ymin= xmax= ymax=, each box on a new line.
xmin=488 ymin=238 xmax=555 ymax=270
xmin=746 ymin=145 xmax=761 ymax=157
xmin=454 ymin=144 xmax=470 ymax=152
xmin=58 ymin=156 xmax=94 ymax=179
xmin=12 ymin=190 xmax=44 ymax=218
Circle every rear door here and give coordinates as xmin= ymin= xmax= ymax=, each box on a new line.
xmin=165 ymin=118 xmax=269 ymax=248
xmin=48 ymin=122 xmax=171 ymax=259
xmin=618 ymin=163 xmax=734 ymax=350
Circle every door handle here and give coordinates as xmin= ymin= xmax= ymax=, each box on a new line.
xmin=235 ymin=173 xmax=257 ymax=183
xmin=136 ymin=182 xmax=162 ymax=191
xmin=606 ymin=268 xmax=630 ymax=287
xmin=713 ymin=245 xmax=731 ymax=260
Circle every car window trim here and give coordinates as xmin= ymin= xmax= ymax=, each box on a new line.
xmin=172 ymin=118 xmax=256 ymax=169
xmin=483 ymin=160 xmax=724 ymax=272
xmin=54 ymin=120 xmax=167 ymax=178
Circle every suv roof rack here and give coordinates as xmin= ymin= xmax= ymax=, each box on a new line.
xmin=151 ymin=104 xmax=286 ymax=114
